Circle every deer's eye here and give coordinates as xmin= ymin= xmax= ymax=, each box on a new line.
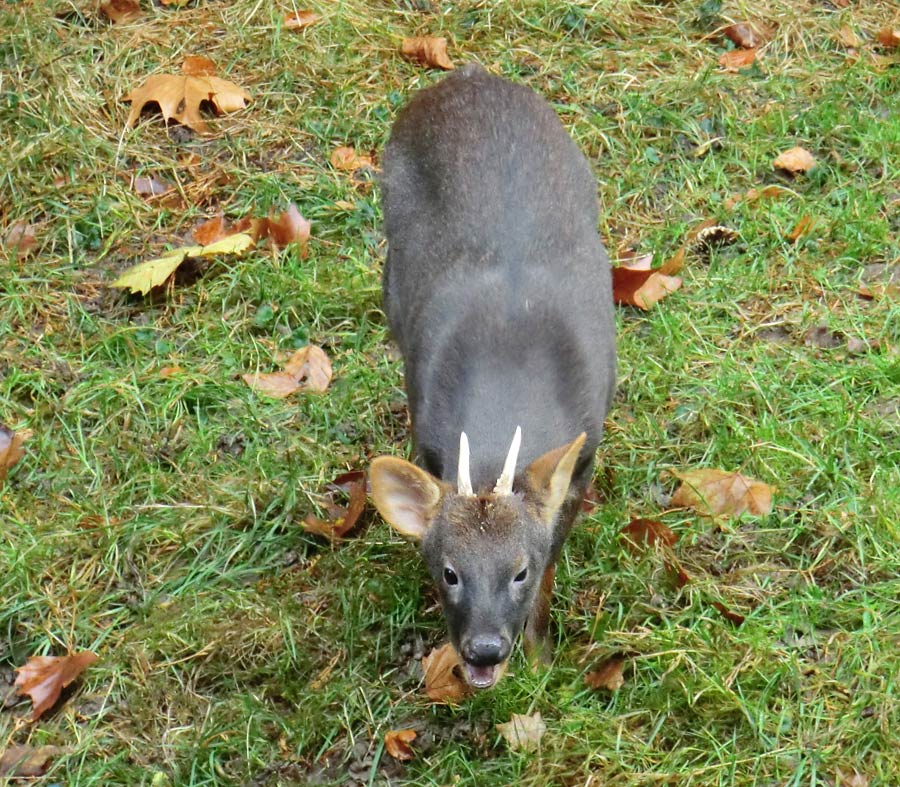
xmin=443 ymin=567 xmax=459 ymax=586
xmin=513 ymin=567 xmax=528 ymax=583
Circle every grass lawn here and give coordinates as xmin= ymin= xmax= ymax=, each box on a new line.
xmin=2 ymin=0 xmax=900 ymax=784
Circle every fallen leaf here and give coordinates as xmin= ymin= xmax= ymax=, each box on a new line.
xmin=725 ymin=184 xmax=790 ymax=209
xmin=0 ymin=745 xmax=65 ymax=777
xmin=857 ymin=283 xmax=900 ymax=301
xmin=421 ymin=643 xmax=471 ymax=703
xmin=712 ymin=601 xmax=746 ymax=626
xmin=723 ymin=22 xmax=761 ymax=49
xmin=182 ymin=55 xmax=217 ymax=77
xmin=284 ymin=9 xmax=320 ymax=30
xmin=0 ymin=425 xmax=31 ymax=481
xmin=668 ymin=468 xmax=774 ymax=518
xmin=192 ymin=214 xmax=231 ymax=245
xmin=15 ymin=651 xmax=98 ymax=721
xmin=284 ymin=345 xmax=332 ymax=392
xmin=159 ymin=365 xmax=184 ymax=377
xmin=876 ymin=28 xmax=900 ymax=48
xmin=330 ymin=146 xmax=375 ymax=172
xmin=4 ymin=221 xmax=37 ymax=259
xmin=585 ymin=655 xmax=626 ymax=691
xmin=773 ymin=146 xmax=816 ymax=174
xmin=612 ymin=265 xmax=682 ymax=310
xmin=384 ymin=729 xmax=417 ymax=761
xmin=111 ymin=233 xmax=253 ymax=295
xmin=785 ymin=215 xmax=813 ymax=242
xmin=302 ymin=471 xmax=366 ymax=541
xmin=401 ymin=36 xmax=455 ymax=70
xmin=620 ymin=518 xmax=678 ymax=551
xmin=243 ymin=344 xmax=333 ymax=399
xmin=835 ymin=768 xmax=870 ymax=787
xmin=836 ymin=25 xmax=860 ymax=49
xmin=125 ymin=74 xmax=251 ymax=134
xmin=496 ymin=712 xmax=546 ymax=752
xmin=134 ymin=175 xmax=171 ymax=197
xmin=719 ymin=48 xmax=757 ymax=71
xmin=659 ymin=246 xmax=685 ymax=275
xmin=100 ymin=0 xmax=141 ymax=24
xmin=267 ymin=203 xmax=311 ymax=254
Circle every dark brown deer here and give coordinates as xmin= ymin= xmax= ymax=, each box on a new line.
xmin=370 ymin=65 xmax=616 ymax=689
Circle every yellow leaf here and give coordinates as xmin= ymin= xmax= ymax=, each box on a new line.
xmin=111 ymin=233 xmax=252 ymax=295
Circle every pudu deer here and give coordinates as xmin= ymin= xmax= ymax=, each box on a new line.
xmin=370 ymin=65 xmax=616 ymax=689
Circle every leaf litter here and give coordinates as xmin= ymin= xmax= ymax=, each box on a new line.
xmin=400 ymin=36 xmax=455 ymax=70
xmin=0 ymin=424 xmax=31 ymax=481
xmin=496 ymin=712 xmax=546 ymax=752
xmin=302 ymin=469 xmax=367 ymax=541
xmin=384 ymin=729 xmax=417 ymax=761
xmin=584 ymin=654 xmax=627 ymax=691
xmin=667 ymin=468 xmax=774 ymax=518
xmin=421 ymin=643 xmax=471 ymax=704
xmin=15 ymin=651 xmax=98 ymax=721
xmin=0 ymin=745 xmax=66 ymax=778
xmin=125 ymin=69 xmax=251 ymax=134
xmin=243 ymin=344 xmax=333 ymax=399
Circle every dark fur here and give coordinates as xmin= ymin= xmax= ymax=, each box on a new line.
xmin=379 ymin=66 xmax=616 ymax=670
xmin=382 ymin=65 xmax=616 ymax=492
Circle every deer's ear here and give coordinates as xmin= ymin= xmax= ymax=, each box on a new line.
xmin=523 ymin=433 xmax=587 ymax=526
xmin=370 ymin=457 xmax=445 ymax=540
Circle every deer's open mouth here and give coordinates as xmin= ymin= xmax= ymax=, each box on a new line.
xmin=463 ymin=660 xmax=507 ymax=689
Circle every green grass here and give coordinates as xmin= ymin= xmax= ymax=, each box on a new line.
xmin=2 ymin=0 xmax=899 ymax=784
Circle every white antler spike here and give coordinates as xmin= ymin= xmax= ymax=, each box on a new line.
xmin=458 ymin=432 xmax=474 ymax=497
xmin=493 ymin=426 xmax=522 ymax=496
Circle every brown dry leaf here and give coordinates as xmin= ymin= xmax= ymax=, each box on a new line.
xmin=876 ymin=28 xmax=900 ymax=48
xmin=620 ymin=518 xmax=678 ymax=551
xmin=857 ymin=283 xmax=900 ymax=301
xmin=0 ymin=424 xmax=31 ymax=482
xmin=725 ymin=184 xmax=791 ymax=209
xmin=723 ymin=22 xmax=761 ymax=49
xmin=302 ymin=472 xmax=367 ymax=541
xmin=786 ymin=215 xmax=814 ymax=243
xmin=100 ymin=0 xmax=141 ymax=24
xmin=496 ymin=712 xmax=547 ymax=752
xmin=182 ymin=55 xmax=217 ymax=77
xmin=585 ymin=655 xmax=626 ymax=691
xmin=243 ymin=345 xmax=332 ymax=399
xmin=4 ymin=221 xmax=38 ymax=259
xmin=125 ymin=74 xmax=251 ymax=134
xmin=267 ymin=203 xmax=311 ymax=254
xmin=835 ymin=768 xmax=870 ymax=787
xmin=836 ymin=25 xmax=860 ymax=48
xmin=384 ymin=729 xmax=417 ymax=761
xmin=719 ymin=48 xmax=757 ymax=71
xmin=284 ymin=9 xmax=320 ymax=30
xmin=283 ymin=345 xmax=332 ymax=392
xmin=401 ymin=36 xmax=455 ymax=70
xmin=0 ymin=745 xmax=65 ymax=778
xmin=659 ymin=246 xmax=685 ymax=275
xmin=712 ymin=601 xmax=746 ymax=626
xmin=773 ymin=146 xmax=816 ymax=174
xmin=134 ymin=175 xmax=171 ymax=197
xmin=421 ymin=643 xmax=471 ymax=703
xmin=192 ymin=214 xmax=231 ymax=245
xmin=15 ymin=652 xmax=98 ymax=721
xmin=668 ymin=468 xmax=774 ymax=518
xmin=612 ymin=265 xmax=682 ymax=310
xmin=330 ymin=146 xmax=375 ymax=172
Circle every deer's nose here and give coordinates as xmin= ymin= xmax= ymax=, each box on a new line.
xmin=462 ymin=634 xmax=510 ymax=666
